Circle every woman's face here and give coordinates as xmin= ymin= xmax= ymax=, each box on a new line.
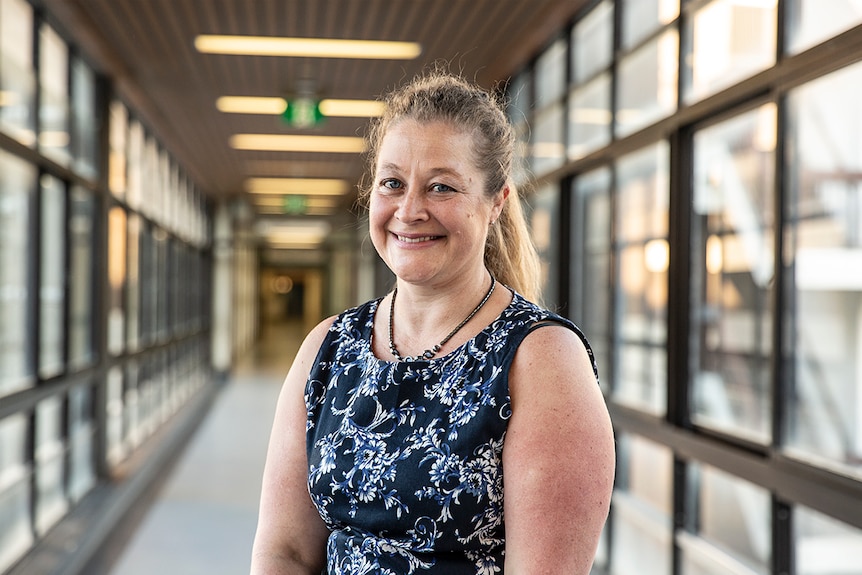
xmin=369 ymin=119 xmax=505 ymax=288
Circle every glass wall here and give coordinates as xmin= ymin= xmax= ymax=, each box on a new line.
xmin=507 ymin=0 xmax=862 ymax=573
xmin=784 ymin=61 xmax=862 ymax=479
xmin=614 ymin=142 xmax=670 ymax=415
xmin=39 ymin=175 xmax=66 ymax=379
xmin=691 ymin=104 xmax=777 ymax=443
xmin=572 ymin=167 xmax=612 ymax=391
xmin=0 ymin=151 xmax=35 ymax=398
xmin=0 ymin=0 xmax=35 ymax=146
xmin=0 ymin=7 xmax=213 ymax=573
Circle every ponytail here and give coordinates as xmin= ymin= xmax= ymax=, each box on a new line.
xmin=485 ymin=182 xmax=542 ymax=304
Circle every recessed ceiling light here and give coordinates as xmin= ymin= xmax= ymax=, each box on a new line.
xmin=195 ymin=35 xmax=421 ymax=60
xmin=230 ymin=134 xmax=366 ymax=153
xmin=217 ymin=96 xmax=385 ymax=118
xmin=245 ymin=177 xmax=351 ymax=195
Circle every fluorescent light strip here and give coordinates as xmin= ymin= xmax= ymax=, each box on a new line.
xmin=195 ymin=35 xmax=421 ymax=60
xmin=245 ymin=177 xmax=350 ymax=195
xmin=217 ymin=96 xmax=385 ymax=118
xmin=231 ymin=134 xmax=366 ymax=153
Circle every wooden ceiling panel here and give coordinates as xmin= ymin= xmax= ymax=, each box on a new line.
xmin=45 ymin=0 xmax=589 ymax=215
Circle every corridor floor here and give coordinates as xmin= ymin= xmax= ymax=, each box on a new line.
xmin=108 ymin=321 xmax=305 ymax=575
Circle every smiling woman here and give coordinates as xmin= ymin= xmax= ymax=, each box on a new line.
xmin=250 ymin=69 xmax=615 ymax=575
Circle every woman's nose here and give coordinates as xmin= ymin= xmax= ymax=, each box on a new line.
xmin=395 ymin=189 xmax=428 ymax=222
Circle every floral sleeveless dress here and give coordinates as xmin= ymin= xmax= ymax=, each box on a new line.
xmin=305 ymin=292 xmax=596 ymax=574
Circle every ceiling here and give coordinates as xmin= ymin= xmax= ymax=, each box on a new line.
xmin=41 ymin=0 xmax=587 ymax=243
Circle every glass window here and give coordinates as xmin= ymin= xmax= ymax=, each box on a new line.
xmin=534 ymin=38 xmax=566 ymax=109
xmin=568 ymin=72 xmax=612 ymax=160
xmin=0 ymin=0 xmax=36 ymax=146
xmin=611 ymin=433 xmax=674 ymax=575
xmin=126 ymin=214 xmax=141 ymax=351
xmin=680 ymin=463 xmax=771 ymax=574
xmin=683 ymin=0 xmax=778 ymax=104
xmin=108 ymin=207 xmax=127 ymax=356
xmin=507 ymin=70 xmax=531 ymax=124
xmin=0 ymin=151 xmax=35 ymax=397
xmin=68 ymin=384 xmax=95 ymax=502
xmin=109 ymin=100 xmax=128 ymax=198
xmin=620 ymin=0 xmax=680 ymax=50
xmin=39 ymin=174 xmax=66 ymax=379
xmin=39 ymin=23 xmax=71 ymax=166
xmin=0 ymin=413 xmax=32 ymax=572
xmin=127 ymin=118 xmax=144 ymax=210
xmin=616 ymin=29 xmax=679 ymax=138
xmin=106 ymin=366 xmax=126 ymax=466
xmin=68 ymin=185 xmax=96 ymax=370
xmin=785 ymin=62 xmax=862 ymax=478
xmin=691 ymin=104 xmax=777 ymax=443
xmin=573 ymin=168 xmax=612 ymax=393
xmin=35 ymin=396 xmax=68 ymax=535
xmin=786 ymin=0 xmax=862 ymax=55
xmin=532 ymin=183 xmax=560 ymax=306
xmin=71 ymin=56 xmax=99 ymax=179
xmin=795 ymin=506 xmax=862 ymax=573
xmin=613 ymin=142 xmax=670 ymax=414
xmin=573 ymin=0 xmax=613 ymax=84
xmin=532 ymin=102 xmax=565 ymax=176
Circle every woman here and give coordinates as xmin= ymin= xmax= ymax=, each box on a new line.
xmin=250 ymin=71 xmax=615 ymax=574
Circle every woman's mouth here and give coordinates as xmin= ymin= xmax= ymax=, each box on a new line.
xmin=395 ymin=234 xmax=441 ymax=243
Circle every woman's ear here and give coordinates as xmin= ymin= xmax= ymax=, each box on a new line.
xmin=491 ymin=185 xmax=510 ymax=224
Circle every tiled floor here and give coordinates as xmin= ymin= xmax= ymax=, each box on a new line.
xmin=108 ymin=321 xmax=304 ymax=575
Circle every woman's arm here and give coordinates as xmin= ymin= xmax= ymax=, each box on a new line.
xmin=250 ymin=318 xmax=335 ymax=575
xmin=503 ymin=324 xmax=615 ymax=574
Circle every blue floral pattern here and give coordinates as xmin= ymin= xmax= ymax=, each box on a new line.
xmin=306 ymin=292 xmax=595 ymax=574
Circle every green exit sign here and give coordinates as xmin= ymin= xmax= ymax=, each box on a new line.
xmin=281 ymin=97 xmax=324 ymax=128
xmin=283 ymin=195 xmax=307 ymax=214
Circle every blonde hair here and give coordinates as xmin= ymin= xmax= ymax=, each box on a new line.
xmin=359 ymin=69 xmax=543 ymax=303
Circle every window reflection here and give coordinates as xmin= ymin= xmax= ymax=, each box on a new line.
xmin=69 ymin=186 xmax=96 ymax=370
xmin=0 ymin=151 xmax=35 ymax=397
xmin=620 ymin=0 xmax=680 ymax=50
xmin=35 ymin=396 xmax=69 ymax=535
xmin=532 ymin=102 xmax=565 ymax=176
xmin=616 ymin=29 xmax=679 ymax=138
xmin=573 ymin=168 xmax=612 ymax=393
xmin=71 ymin=56 xmax=99 ymax=178
xmin=108 ymin=207 xmax=127 ymax=356
xmin=691 ymin=104 xmax=776 ymax=442
xmin=794 ymin=506 xmax=862 ymax=573
xmin=531 ymin=184 xmax=559 ymax=305
xmin=40 ymin=175 xmax=66 ymax=379
xmin=127 ymin=214 xmax=142 ymax=351
xmin=680 ymin=463 xmax=771 ymax=574
xmin=39 ymin=23 xmax=70 ymax=166
xmin=573 ymin=0 xmax=613 ymax=83
xmin=683 ymin=0 xmax=778 ymax=104
xmin=614 ymin=142 xmax=670 ymax=414
xmin=534 ymin=38 xmax=565 ymax=109
xmin=109 ymin=101 xmax=128 ymax=198
xmin=785 ymin=61 xmax=862 ymax=478
xmin=568 ymin=72 xmax=612 ymax=160
xmin=0 ymin=414 xmax=32 ymax=572
xmin=68 ymin=384 xmax=96 ymax=502
xmin=611 ymin=433 xmax=674 ymax=575
xmin=0 ymin=0 xmax=35 ymax=146
xmin=786 ymin=0 xmax=862 ymax=54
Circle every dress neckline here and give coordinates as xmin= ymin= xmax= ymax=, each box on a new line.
xmin=367 ymin=290 xmax=520 ymax=365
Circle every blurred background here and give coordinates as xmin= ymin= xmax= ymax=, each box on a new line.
xmin=2 ymin=0 xmax=862 ymax=573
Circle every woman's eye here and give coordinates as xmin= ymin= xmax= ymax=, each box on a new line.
xmin=430 ymin=183 xmax=454 ymax=193
xmin=381 ymin=179 xmax=402 ymax=190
